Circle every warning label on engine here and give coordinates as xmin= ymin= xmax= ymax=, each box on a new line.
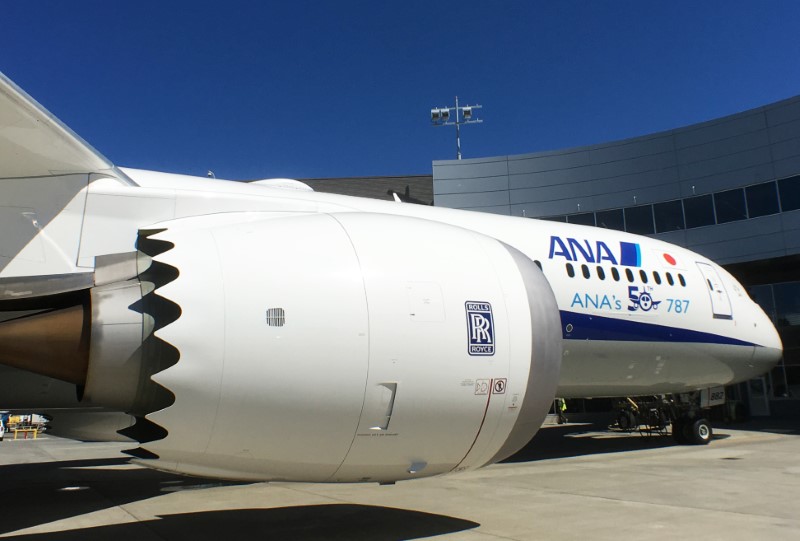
xmin=475 ymin=379 xmax=490 ymax=395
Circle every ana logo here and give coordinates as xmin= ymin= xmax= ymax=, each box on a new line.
xmin=548 ymin=236 xmax=641 ymax=267
xmin=465 ymin=301 xmax=495 ymax=356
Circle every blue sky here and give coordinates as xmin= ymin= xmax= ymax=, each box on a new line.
xmin=2 ymin=1 xmax=800 ymax=179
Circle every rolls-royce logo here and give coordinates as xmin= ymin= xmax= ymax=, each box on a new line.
xmin=466 ymin=301 xmax=495 ymax=356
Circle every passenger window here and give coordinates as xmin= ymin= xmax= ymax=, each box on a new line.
xmin=679 ymin=274 xmax=686 ymax=287
xmin=596 ymin=266 xmax=606 ymax=280
xmin=582 ymin=264 xmax=590 ymax=279
xmin=625 ymin=268 xmax=634 ymax=283
xmin=566 ymin=263 xmax=575 ymax=278
xmin=666 ymin=272 xmax=674 ymax=286
xmin=611 ymin=267 xmax=620 ymax=281
xmin=639 ymin=270 xmax=648 ymax=284
xmin=653 ymin=271 xmax=662 ymax=285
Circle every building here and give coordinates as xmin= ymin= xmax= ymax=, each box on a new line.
xmin=432 ymin=95 xmax=800 ymax=418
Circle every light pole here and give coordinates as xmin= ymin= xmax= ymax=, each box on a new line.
xmin=431 ymin=96 xmax=483 ymax=160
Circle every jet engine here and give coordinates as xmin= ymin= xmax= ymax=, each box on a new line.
xmin=0 ymin=212 xmax=562 ymax=483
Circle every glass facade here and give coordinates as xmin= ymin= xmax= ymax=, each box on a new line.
xmin=683 ymin=194 xmax=716 ymax=229
xmin=568 ymin=212 xmax=596 ymax=226
xmin=714 ymin=188 xmax=747 ymax=224
xmin=654 ymin=200 xmax=685 ymax=233
xmin=596 ymin=209 xmax=625 ymax=231
xmin=539 ymin=175 xmax=800 ymax=235
xmin=746 ymin=181 xmax=780 ymax=218
xmin=779 ymin=175 xmax=800 ymax=211
xmin=748 ymin=281 xmax=800 ymax=399
xmin=624 ymin=205 xmax=655 ymax=235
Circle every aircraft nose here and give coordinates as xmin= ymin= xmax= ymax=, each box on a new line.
xmin=754 ymin=305 xmax=783 ymax=366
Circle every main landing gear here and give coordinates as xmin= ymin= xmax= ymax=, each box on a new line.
xmin=671 ymin=415 xmax=713 ymax=445
xmin=613 ymin=394 xmax=714 ymax=445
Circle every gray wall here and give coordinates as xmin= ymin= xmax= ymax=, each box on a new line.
xmin=433 ymin=96 xmax=800 ymax=265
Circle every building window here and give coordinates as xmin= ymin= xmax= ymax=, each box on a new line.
xmin=568 ymin=212 xmax=596 ymax=226
xmin=543 ymin=215 xmax=568 ymax=223
xmin=653 ymin=200 xmax=685 ymax=233
xmin=746 ymin=181 xmax=780 ymax=218
xmin=596 ymin=209 xmax=625 ymax=231
xmin=683 ymin=194 xmax=715 ymax=229
xmin=778 ymin=175 xmax=800 ymax=212
xmin=749 ymin=282 xmax=800 ymax=399
xmin=714 ymin=188 xmax=747 ymax=223
xmin=624 ymin=205 xmax=655 ymax=235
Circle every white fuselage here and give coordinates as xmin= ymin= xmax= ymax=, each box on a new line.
xmin=2 ymin=168 xmax=779 ymax=398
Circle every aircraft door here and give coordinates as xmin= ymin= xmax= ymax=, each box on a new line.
xmin=696 ymin=262 xmax=733 ymax=320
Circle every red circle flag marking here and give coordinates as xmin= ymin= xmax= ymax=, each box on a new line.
xmin=663 ymin=253 xmax=676 ymax=265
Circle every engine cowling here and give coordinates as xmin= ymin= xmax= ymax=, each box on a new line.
xmin=82 ymin=211 xmax=562 ymax=482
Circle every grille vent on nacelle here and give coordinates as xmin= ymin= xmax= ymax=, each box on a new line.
xmin=266 ymin=307 xmax=286 ymax=327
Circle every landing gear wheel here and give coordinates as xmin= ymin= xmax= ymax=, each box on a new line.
xmin=617 ymin=410 xmax=636 ymax=431
xmin=689 ymin=418 xmax=713 ymax=445
xmin=672 ymin=419 xmax=688 ymax=444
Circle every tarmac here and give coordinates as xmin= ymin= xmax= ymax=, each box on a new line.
xmin=1 ymin=419 xmax=799 ymax=540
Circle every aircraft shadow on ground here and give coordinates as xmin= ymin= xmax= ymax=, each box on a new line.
xmin=2 ymin=505 xmax=479 ymax=541
xmin=718 ymin=418 xmax=800 ymax=435
xmin=504 ymin=423 xmax=706 ymax=463
xmin=0 ymin=457 xmax=251 ymax=534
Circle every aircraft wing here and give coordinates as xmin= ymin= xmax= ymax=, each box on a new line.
xmin=0 ymin=72 xmax=137 ymax=292
xmin=0 ymin=72 xmax=132 ymax=182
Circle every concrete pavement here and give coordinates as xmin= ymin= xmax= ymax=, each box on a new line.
xmin=1 ymin=421 xmax=799 ymax=540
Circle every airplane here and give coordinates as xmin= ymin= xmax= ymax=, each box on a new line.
xmin=0 ymin=72 xmax=782 ymax=483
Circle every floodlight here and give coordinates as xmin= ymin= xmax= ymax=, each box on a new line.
xmin=429 ymin=96 xmax=482 ymax=160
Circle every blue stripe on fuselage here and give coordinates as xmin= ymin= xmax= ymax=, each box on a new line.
xmin=560 ymin=311 xmax=756 ymax=347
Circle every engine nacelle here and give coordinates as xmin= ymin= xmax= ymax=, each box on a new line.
xmin=82 ymin=212 xmax=562 ymax=482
